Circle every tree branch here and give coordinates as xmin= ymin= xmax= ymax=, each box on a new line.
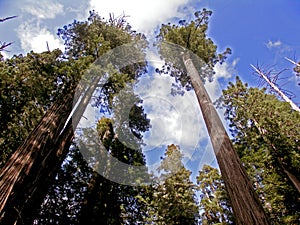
xmin=284 ymin=57 xmax=300 ymax=67
xmin=250 ymin=64 xmax=300 ymax=113
xmin=0 ymin=15 xmax=17 ymax=23
xmin=0 ymin=42 xmax=12 ymax=52
xmin=0 ymin=16 xmax=17 ymax=52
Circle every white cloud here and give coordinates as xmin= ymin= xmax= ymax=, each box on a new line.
xmin=214 ymin=59 xmax=238 ymax=80
xmin=266 ymin=40 xmax=282 ymax=49
xmin=17 ymin=22 xmax=64 ymax=53
xmin=134 ymin=51 xmax=238 ymax=162
xmin=1 ymin=51 xmax=9 ymax=60
xmin=89 ymin=0 xmax=190 ymax=33
xmin=206 ymin=58 xmax=238 ymax=102
xmin=135 ymin=73 xmax=205 ymax=160
xmin=22 ymin=0 xmax=64 ymax=19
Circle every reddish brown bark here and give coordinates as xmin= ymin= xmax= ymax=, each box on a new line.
xmin=0 ymin=75 xmax=101 ymax=224
xmin=0 ymin=88 xmax=75 ymax=224
xmin=183 ymin=53 xmax=270 ymax=225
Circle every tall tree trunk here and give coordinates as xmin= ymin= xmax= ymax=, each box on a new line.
xmin=78 ymin=114 xmax=121 ymax=225
xmin=78 ymin=171 xmax=121 ymax=225
xmin=0 ymin=75 xmax=101 ymax=224
xmin=183 ymin=53 xmax=270 ymax=225
xmin=0 ymin=87 xmax=75 ymax=224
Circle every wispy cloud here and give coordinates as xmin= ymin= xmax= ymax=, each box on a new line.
xmin=21 ymin=0 xmax=64 ymax=19
xmin=89 ymin=0 xmax=191 ymax=34
xmin=17 ymin=22 xmax=64 ymax=53
xmin=136 ymin=74 xmax=205 ymax=160
xmin=207 ymin=58 xmax=239 ymax=102
xmin=264 ymin=39 xmax=296 ymax=67
xmin=265 ymin=40 xmax=282 ymax=49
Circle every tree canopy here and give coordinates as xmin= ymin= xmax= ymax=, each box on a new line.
xmin=1 ymin=7 xmax=298 ymax=225
xmin=220 ymin=77 xmax=300 ymax=224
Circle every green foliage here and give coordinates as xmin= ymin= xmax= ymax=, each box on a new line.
xmin=139 ymin=145 xmax=199 ymax=225
xmin=97 ymin=117 xmax=114 ymax=148
xmin=197 ymin=165 xmax=234 ymax=225
xmin=0 ymin=10 xmax=150 ymax=224
xmin=158 ymin=9 xmax=221 ymax=66
xmin=75 ymin=89 xmax=150 ymax=224
xmin=156 ymin=9 xmax=231 ymax=94
xmin=34 ymin=145 xmax=91 ymax=225
xmin=57 ymin=10 xmax=144 ymax=60
xmin=0 ymin=50 xmax=64 ymax=168
xmin=220 ymin=77 xmax=300 ymax=224
xmin=54 ymin=11 xmax=151 ymax=224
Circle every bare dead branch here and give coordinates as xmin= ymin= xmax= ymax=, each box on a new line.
xmin=46 ymin=41 xmax=50 ymax=52
xmin=0 ymin=15 xmax=17 ymax=22
xmin=0 ymin=16 xmax=17 ymax=52
xmin=0 ymin=42 xmax=12 ymax=52
xmin=285 ymin=57 xmax=300 ymax=67
xmin=250 ymin=64 xmax=300 ymax=112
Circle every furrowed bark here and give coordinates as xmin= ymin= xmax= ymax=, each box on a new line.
xmin=183 ymin=53 xmax=270 ymax=225
xmin=0 ymin=74 xmax=102 ymax=224
xmin=0 ymin=87 xmax=75 ymax=224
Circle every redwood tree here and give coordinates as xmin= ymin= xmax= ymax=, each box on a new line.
xmin=0 ymin=11 xmax=146 ymax=224
xmin=156 ymin=9 xmax=270 ymax=224
xmin=221 ymin=77 xmax=300 ymax=224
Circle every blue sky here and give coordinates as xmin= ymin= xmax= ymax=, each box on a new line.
xmin=1 ymin=0 xmax=299 ymax=181
xmin=202 ymin=0 xmax=300 ymax=88
xmin=1 ymin=0 xmax=299 ymax=99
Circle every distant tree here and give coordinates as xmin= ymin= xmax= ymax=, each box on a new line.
xmin=197 ymin=164 xmax=234 ymax=225
xmin=156 ymin=9 xmax=269 ymax=224
xmin=220 ymin=77 xmax=300 ymax=224
xmin=77 ymin=89 xmax=150 ymax=224
xmin=139 ymin=144 xmax=199 ymax=225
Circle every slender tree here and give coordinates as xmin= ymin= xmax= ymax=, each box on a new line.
xmin=157 ymin=9 xmax=270 ymax=224
xmin=221 ymin=77 xmax=300 ymax=224
xmin=77 ymin=87 xmax=150 ymax=224
xmin=197 ymin=164 xmax=234 ymax=225
xmin=139 ymin=144 xmax=199 ymax=225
